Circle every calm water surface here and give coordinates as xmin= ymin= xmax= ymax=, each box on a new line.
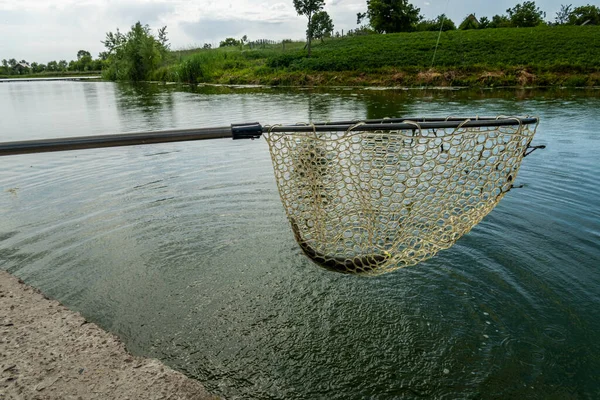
xmin=1 ymin=82 xmax=599 ymax=399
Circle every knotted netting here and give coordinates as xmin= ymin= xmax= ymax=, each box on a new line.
xmin=264 ymin=117 xmax=539 ymax=275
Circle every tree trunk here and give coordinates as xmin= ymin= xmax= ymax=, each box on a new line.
xmin=307 ymin=14 xmax=312 ymax=57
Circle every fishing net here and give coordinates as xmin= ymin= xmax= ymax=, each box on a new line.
xmin=264 ymin=117 xmax=539 ymax=275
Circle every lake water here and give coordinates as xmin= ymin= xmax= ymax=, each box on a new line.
xmin=1 ymin=81 xmax=599 ymax=399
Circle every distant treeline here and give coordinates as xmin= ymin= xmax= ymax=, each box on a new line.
xmin=0 ymin=50 xmax=105 ymax=76
xmin=349 ymin=1 xmax=599 ymax=36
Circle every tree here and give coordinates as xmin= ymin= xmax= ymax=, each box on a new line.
xmin=58 ymin=60 xmax=68 ymax=71
xmin=309 ymin=10 xmax=334 ymax=42
xmin=47 ymin=60 xmax=58 ymax=71
xmin=568 ymin=4 xmax=600 ymax=25
xmin=417 ymin=14 xmax=456 ymax=31
xmin=346 ymin=25 xmax=376 ymax=36
xmin=102 ymin=22 xmax=169 ymax=81
xmin=157 ymin=26 xmax=169 ymax=49
xmin=293 ymin=0 xmax=325 ymax=57
xmin=506 ymin=1 xmax=546 ymax=27
xmin=478 ymin=16 xmax=490 ymax=28
xmin=77 ymin=50 xmax=91 ymax=60
xmin=31 ymin=62 xmax=47 ymax=73
xmin=75 ymin=50 xmax=93 ymax=71
xmin=555 ymin=4 xmax=572 ymax=24
xmin=219 ymin=37 xmax=241 ymax=47
xmin=360 ymin=0 xmax=421 ymax=33
xmin=459 ymin=14 xmax=480 ymax=30
xmin=488 ymin=14 xmax=511 ymax=28
xmin=8 ymin=58 xmax=17 ymax=68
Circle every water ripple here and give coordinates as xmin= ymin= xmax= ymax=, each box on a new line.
xmin=1 ymin=84 xmax=599 ymax=399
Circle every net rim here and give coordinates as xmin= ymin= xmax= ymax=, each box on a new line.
xmin=267 ymin=116 xmax=538 ymax=133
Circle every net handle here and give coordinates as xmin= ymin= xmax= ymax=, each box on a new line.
xmin=0 ymin=117 xmax=538 ymax=156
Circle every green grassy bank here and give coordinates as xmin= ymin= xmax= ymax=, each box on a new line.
xmin=154 ymin=26 xmax=600 ymax=87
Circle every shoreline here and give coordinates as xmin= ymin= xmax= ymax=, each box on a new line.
xmin=0 ymin=270 xmax=219 ymax=400
xmin=2 ymin=72 xmax=599 ymax=89
xmin=151 ymin=81 xmax=600 ymax=91
xmin=0 ymin=76 xmax=101 ymax=83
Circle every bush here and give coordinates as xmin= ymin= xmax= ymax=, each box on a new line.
xmin=178 ymin=57 xmax=204 ymax=83
xmin=266 ymin=53 xmax=305 ymax=68
xmin=102 ymin=22 xmax=169 ymax=81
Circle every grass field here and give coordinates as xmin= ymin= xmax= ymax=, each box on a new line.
xmin=155 ymin=25 xmax=599 ymax=87
xmin=295 ymin=25 xmax=600 ymax=70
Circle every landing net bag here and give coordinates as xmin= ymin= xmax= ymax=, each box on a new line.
xmin=265 ymin=117 xmax=538 ymax=275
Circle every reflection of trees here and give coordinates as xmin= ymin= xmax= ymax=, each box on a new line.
xmin=363 ymin=90 xmax=413 ymax=120
xmin=111 ymin=84 xmax=585 ymax=133
xmin=114 ymin=83 xmax=175 ymax=129
xmin=307 ymin=93 xmax=332 ymax=121
xmin=82 ymin=82 xmax=99 ymax=111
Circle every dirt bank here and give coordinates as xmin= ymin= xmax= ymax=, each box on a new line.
xmin=0 ymin=270 xmax=219 ymax=400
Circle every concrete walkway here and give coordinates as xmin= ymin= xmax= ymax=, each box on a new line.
xmin=0 ymin=270 xmax=219 ymax=400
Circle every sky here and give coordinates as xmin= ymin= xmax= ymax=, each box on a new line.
xmin=1 ymin=0 xmax=566 ymax=64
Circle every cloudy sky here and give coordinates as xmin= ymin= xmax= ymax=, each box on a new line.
xmin=1 ymin=0 xmax=565 ymax=63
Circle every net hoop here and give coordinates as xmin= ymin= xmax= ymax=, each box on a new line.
xmin=265 ymin=117 xmax=539 ymax=275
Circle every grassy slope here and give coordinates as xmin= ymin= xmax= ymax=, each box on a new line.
xmin=164 ymin=26 xmax=600 ymax=87
xmin=307 ymin=26 xmax=600 ymax=69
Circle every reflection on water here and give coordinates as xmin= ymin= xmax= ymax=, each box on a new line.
xmin=1 ymin=82 xmax=599 ymax=399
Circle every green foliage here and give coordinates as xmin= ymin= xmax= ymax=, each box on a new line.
xmin=346 ymin=25 xmax=376 ymax=36
xmin=220 ymin=38 xmax=241 ymax=47
xmin=174 ymin=51 xmax=251 ymax=83
xmin=0 ymin=51 xmax=101 ymax=76
xmin=363 ymin=0 xmax=421 ymax=33
xmin=459 ymin=14 xmax=480 ymax=30
xmin=293 ymin=0 xmax=326 ymax=56
xmin=478 ymin=16 xmax=490 ymax=29
xmin=72 ymin=50 xmax=93 ymax=71
xmin=147 ymin=25 xmax=600 ymax=88
xmin=77 ymin=50 xmax=91 ymax=60
xmin=555 ymin=4 xmax=573 ymax=24
xmin=293 ymin=0 xmax=325 ymax=18
xmin=309 ymin=11 xmax=334 ymax=42
xmin=506 ymin=1 xmax=546 ymax=27
xmin=264 ymin=25 xmax=600 ymax=71
xmin=568 ymin=4 xmax=600 ymax=25
xmin=46 ymin=61 xmax=58 ymax=71
xmin=417 ymin=14 xmax=456 ymax=31
xmin=102 ymin=22 xmax=169 ymax=81
xmin=489 ymin=14 xmax=512 ymax=28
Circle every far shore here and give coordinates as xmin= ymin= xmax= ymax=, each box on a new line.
xmin=2 ymin=72 xmax=600 ymax=89
xmin=0 ymin=76 xmax=101 ymax=83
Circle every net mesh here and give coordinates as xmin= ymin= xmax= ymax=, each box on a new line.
xmin=265 ymin=118 xmax=538 ymax=275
